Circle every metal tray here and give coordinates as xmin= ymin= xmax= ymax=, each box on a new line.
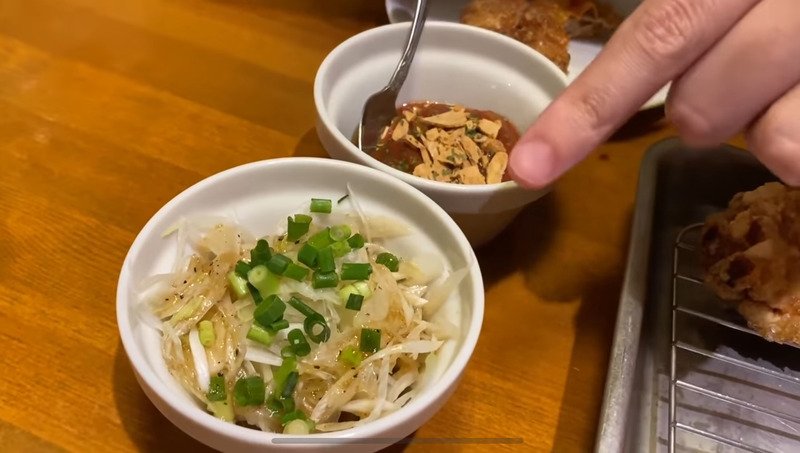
xmin=594 ymin=137 xmax=800 ymax=453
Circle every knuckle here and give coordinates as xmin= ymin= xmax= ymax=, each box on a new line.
xmin=568 ymin=87 xmax=614 ymax=134
xmin=667 ymin=98 xmax=716 ymax=143
xmin=752 ymin=123 xmax=800 ymax=185
xmin=634 ymin=0 xmax=701 ymax=62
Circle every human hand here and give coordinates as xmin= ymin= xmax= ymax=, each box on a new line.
xmin=509 ymin=0 xmax=800 ymax=188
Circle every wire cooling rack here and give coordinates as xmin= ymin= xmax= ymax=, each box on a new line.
xmin=668 ymin=223 xmax=800 ymax=453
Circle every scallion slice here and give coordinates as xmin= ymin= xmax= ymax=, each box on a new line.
xmin=310 ymin=198 xmax=332 ymax=213
xmin=274 ymin=357 xmax=297 ymax=393
xmin=198 ymin=320 xmax=215 ymax=346
xmin=253 ymin=295 xmax=286 ymax=327
xmin=247 ymin=323 xmax=275 ymax=346
xmin=359 ymin=328 xmax=381 ymax=353
xmin=347 ymin=233 xmax=365 ymax=249
xmin=281 ymin=371 xmax=299 ymax=400
xmin=340 ymin=262 xmax=372 ymax=281
xmin=206 ymin=375 xmax=227 ymax=402
xmin=250 ymin=239 xmax=272 ymax=267
xmin=267 ymin=253 xmax=292 ymax=275
xmin=329 ymin=225 xmax=351 ymax=242
xmin=316 ymin=247 xmax=335 ymax=273
xmin=286 ymin=296 xmax=317 ymax=318
xmin=304 ymin=313 xmax=331 ymax=343
xmin=312 ymin=271 xmax=338 ymax=289
xmin=280 ymin=345 xmax=296 ymax=359
xmin=345 ymin=293 xmax=364 ymax=311
xmin=281 ymin=409 xmax=308 ymax=425
xmin=287 ymin=215 xmax=312 ymax=242
xmin=375 ymin=252 xmax=400 ymax=272
xmin=339 ymin=345 xmax=363 ymax=367
xmin=269 ymin=319 xmax=290 ymax=331
xmin=226 ymin=271 xmax=248 ymax=300
xmin=330 ymin=240 xmax=351 ymax=258
xmin=247 ymin=265 xmax=279 ymax=298
xmin=233 ymin=376 xmax=266 ymax=407
xmin=235 ymin=260 xmax=252 ymax=278
xmin=307 ymin=228 xmax=333 ymax=249
xmin=297 ymin=244 xmax=318 ymax=268
xmin=284 ymin=263 xmax=309 ymax=282
xmin=287 ymin=329 xmax=311 ymax=357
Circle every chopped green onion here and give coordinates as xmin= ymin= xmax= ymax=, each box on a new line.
xmin=280 ymin=395 xmax=295 ymax=412
xmin=360 ymin=328 xmax=381 ymax=353
xmin=266 ymin=394 xmax=283 ymax=412
xmin=376 ymin=252 xmax=400 ymax=272
xmin=310 ymin=198 xmax=332 ymax=213
xmin=287 ymin=329 xmax=311 ymax=357
xmin=307 ymin=228 xmax=333 ymax=249
xmin=247 ymin=265 xmax=280 ymax=297
xmin=312 ymin=271 xmax=338 ymax=289
xmin=347 ymin=233 xmax=365 ymax=249
xmin=274 ymin=357 xmax=297 ymax=393
xmin=198 ymin=320 xmax=215 ymax=346
xmin=286 ymin=296 xmax=317 ymax=318
xmin=269 ymin=319 xmax=290 ymax=331
xmin=297 ymin=244 xmax=318 ymax=268
xmin=316 ymin=247 xmax=335 ymax=273
xmin=287 ymin=215 xmax=312 ymax=242
xmin=247 ymin=323 xmax=276 ymax=346
xmin=353 ymin=281 xmax=371 ymax=297
xmin=235 ymin=260 xmax=252 ymax=278
xmin=339 ymin=345 xmax=363 ymax=367
xmin=338 ymin=281 xmax=372 ymax=304
xmin=281 ymin=371 xmax=299 ymax=400
xmin=227 ymin=271 xmax=248 ymax=300
xmin=233 ymin=376 xmax=266 ymax=407
xmin=304 ymin=313 xmax=331 ymax=343
xmin=283 ymin=419 xmax=313 ymax=434
xmin=340 ymin=263 xmax=373 ymax=281
xmin=254 ymin=295 xmax=286 ymax=327
xmin=284 ymin=263 xmax=309 ymax=281
xmin=280 ymin=345 xmax=296 ymax=359
xmin=337 ymin=194 xmax=349 ymax=204
xmin=247 ymin=283 xmax=263 ymax=304
xmin=250 ymin=239 xmax=272 ymax=267
xmin=281 ymin=409 xmax=308 ymax=424
xmin=345 ymin=293 xmax=364 ymax=311
xmin=329 ymin=225 xmax=352 ymax=242
xmin=206 ymin=376 xmax=227 ymax=402
xmin=330 ymin=240 xmax=351 ymax=258
xmin=208 ymin=399 xmax=234 ymax=422
xmin=267 ymin=254 xmax=292 ymax=275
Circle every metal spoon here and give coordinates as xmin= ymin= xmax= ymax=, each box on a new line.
xmin=357 ymin=0 xmax=430 ymax=152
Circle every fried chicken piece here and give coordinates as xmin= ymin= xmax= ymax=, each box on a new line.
xmin=700 ymin=182 xmax=800 ymax=345
xmin=460 ymin=0 xmax=622 ymax=73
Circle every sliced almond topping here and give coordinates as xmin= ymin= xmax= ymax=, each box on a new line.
xmin=391 ymin=119 xmax=409 ymax=141
xmin=478 ymin=119 xmax=502 ymax=138
xmin=431 ymin=162 xmax=452 ymax=182
xmin=486 ymin=152 xmax=509 ymax=184
xmin=405 ymin=135 xmax=431 ymax=166
xmin=459 ymin=135 xmax=482 ymax=164
xmin=437 ymin=144 xmax=465 ymax=167
xmin=425 ymin=128 xmax=440 ymax=141
xmin=479 ymin=155 xmax=490 ymax=169
xmin=452 ymin=104 xmax=465 ymax=112
xmin=457 ymin=165 xmax=485 ymax=185
xmin=420 ymin=110 xmax=468 ymax=128
xmin=484 ymin=138 xmax=507 ymax=155
xmin=402 ymin=109 xmax=417 ymax=122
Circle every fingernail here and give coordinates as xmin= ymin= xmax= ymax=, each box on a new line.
xmin=509 ymin=140 xmax=556 ymax=189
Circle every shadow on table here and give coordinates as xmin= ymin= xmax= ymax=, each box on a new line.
xmin=113 ymin=339 xmax=414 ymax=452
xmin=610 ymin=106 xmax=667 ymax=142
xmin=293 ymin=127 xmax=329 ymax=158
xmin=549 ymin=207 xmax=634 ymax=452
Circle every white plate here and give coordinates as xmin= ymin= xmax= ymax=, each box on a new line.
xmin=385 ymin=0 xmax=669 ymax=111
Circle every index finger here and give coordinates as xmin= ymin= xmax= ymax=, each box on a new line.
xmin=508 ymin=0 xmax=759 ymax=189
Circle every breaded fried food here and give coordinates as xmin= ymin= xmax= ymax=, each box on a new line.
xmin=460 ymin=0 xmax=622 ymax=73
xmin=701 ymin=182 xmax=800 ymax=345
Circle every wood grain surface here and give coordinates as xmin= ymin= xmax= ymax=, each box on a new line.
xmin=0 ymin=1 xmax=747 ymax=452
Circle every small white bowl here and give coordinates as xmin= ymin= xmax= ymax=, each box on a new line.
xmin=314 ymin=22 xmax=567 ymax=246
xmin=116 ymin=158 xmax=484 ymax=453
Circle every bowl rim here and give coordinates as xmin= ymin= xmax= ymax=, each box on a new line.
xmin=313 ymin=21 xmax=567 ymax=195
xmin=116 ymin=157 xmax=485 ymax=445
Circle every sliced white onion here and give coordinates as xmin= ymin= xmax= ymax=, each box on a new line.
xmin=361 ymin=340 xmax=444 ymax=365
xmin=189 ymin=327 xmax=210 ymax=393
xmin=244 ymin=342 xmax=282 ymax=366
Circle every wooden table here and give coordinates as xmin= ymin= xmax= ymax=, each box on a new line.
xmin=0 ymin=1 xmax=748 ymax=452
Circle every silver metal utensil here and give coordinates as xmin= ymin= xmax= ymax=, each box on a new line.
xmin=357 ymin=0 xmax=429 ymax=152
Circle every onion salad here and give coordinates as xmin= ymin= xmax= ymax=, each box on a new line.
xmin=138 ymin=191 xmax=466 ymax=434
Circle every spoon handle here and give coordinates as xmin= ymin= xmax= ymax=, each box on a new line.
xmin=386 ymin=0 xmax=430 ymax=93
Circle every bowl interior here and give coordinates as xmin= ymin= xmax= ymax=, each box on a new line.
xmin=319 ymin=22 xmax=566 ymax=153
xmin=117 ymin=158 xmax=483 ymax=443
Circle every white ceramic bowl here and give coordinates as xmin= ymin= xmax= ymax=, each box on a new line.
xmin=314 ymin=22 xmax=568 ymax=247
xmin=117 ymin=158 xmax=484 ymax=453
